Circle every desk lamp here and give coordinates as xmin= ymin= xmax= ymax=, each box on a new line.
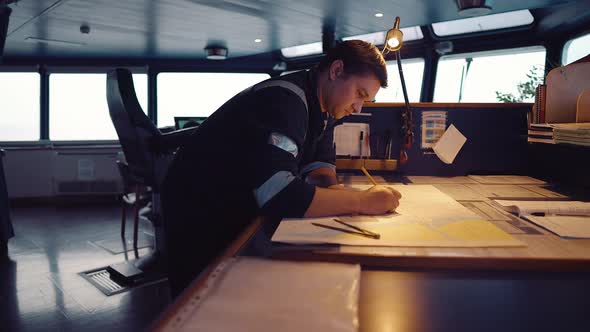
xmin=382 ymin=17 xmax=414 ymax=164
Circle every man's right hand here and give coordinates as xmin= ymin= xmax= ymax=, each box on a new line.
xmin=359 ymin=185 xmax=401 ymax=215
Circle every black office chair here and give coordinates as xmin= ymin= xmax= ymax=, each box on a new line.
xmin=0 ymin=148 xmax=14 ymax=258
xmin=106 ymin=68 xmax=196 ymax=282
xmin=116 ymin=160 xmax=151 ymax=255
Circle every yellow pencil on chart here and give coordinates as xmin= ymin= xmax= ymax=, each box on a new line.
xmin=311 ymin=218 xmax=380 ymax=239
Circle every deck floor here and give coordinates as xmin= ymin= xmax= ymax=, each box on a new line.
xmin=1 ymin=202 xmax=171 ymax=332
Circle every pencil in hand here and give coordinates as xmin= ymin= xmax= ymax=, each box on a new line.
xmin=360 ymin=166 xmax=378 ymax=186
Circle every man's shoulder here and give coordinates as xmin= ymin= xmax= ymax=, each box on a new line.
xmin=257 ymin=71 xmax=308 ymax=94
xmin=274 ymin=70 xmax=308 ymax=86
xmin=260 ymin=69 xmax=305 ymax=89
xmin=249 ymin=82 xmax=308 ymax=109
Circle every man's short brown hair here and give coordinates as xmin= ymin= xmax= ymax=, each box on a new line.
xmin=318 ymin=40 xmax=388 ymax=88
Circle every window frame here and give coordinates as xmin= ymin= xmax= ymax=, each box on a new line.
xmin=156 ymin=71 xmax=271 ymax=127
xmin=0 ymin=69 xmax=42 ymax=144
xmin=433 ymin=45 xmax=547 ymax=103
xmin=1 ymin=66 xmax=274 ymax=147
xmin=47 ymin=70 xmax=149 ymax=142
xmin=375 ymin=57 xmax=426 ymax=103
xmin=431 ymin=10 xmax=535 ymax=38
xmin=562 ymin=31 xmax=590 ymax=65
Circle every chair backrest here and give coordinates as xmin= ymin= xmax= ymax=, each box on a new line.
xmin=0 ymin=148 xmax=14 ymax=243
xmin=107 ymin=68 xmax=160 ymax=186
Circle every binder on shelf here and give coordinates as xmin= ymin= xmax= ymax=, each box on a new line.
xmin=534 ymin=84 xmax=547 ymax=124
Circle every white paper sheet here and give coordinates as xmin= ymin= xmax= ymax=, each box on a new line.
xmin=524 ymin=215 xmax=590 ymax=238
xmin=465 ymin=184 xmax=545 ymax=199
xmin=272 ymin=185 xmax=523 ymax=248
xmin=407 ymin=176 xmax=477 ymax=184
xmin=432 ymin=184 xmax=486 ymax=201
xmin=433 ymin=124 xmax=466 ymax=164
xmin=468 ymin=175 xmax=547 ymax=185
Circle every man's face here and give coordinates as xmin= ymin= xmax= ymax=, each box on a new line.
xmin=322 ymin=60 xmax=381 ymax=120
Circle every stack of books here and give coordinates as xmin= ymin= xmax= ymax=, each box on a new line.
xmin=527 ymin=123 xmax=554 ymax=144
xmin=552 ymin=123 xmax=590 ymax=146
xmin=528 ymin=122 xmax=590 ymax=146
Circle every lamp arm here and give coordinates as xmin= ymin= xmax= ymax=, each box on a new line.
xmin=395 ymin=50 xmax=414 ymax=164
xmin=395 ymin=50 xmax=411 ymax=110
xmin=393 ymin=16 xmax=400 ymax=30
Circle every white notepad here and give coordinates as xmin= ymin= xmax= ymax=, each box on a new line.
xmin=491 ymin=200 xmax=590 ymax=217
xmin=524 ymin=215 xmax=590 ymax=238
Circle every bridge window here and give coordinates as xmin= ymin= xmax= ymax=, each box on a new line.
xmin=49 ymin=73 xmax=147 ymax=141
xmin=281 ymin=42 xmax=323 ymax=58
xmin=157 ymin=72 xmax=270 ymax=127
xmin=434 ymin=46 xmax=546 ymax=103
xmin=375 ymin=58 xmax=424 ymax=102
xmin=563 ymin=32 xmax=590 ymax=65
xmin=0 ymin=72 xmax=40 ymax=142
xmin=432 ymin=10 xmax=534 ymax=36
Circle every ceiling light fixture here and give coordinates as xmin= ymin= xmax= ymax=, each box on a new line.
xmin=456 ymin=0 xmax=492 ymax=17
xmin=204 ymin=46 xmax=228 ymax=60
xmin=254 ymin=38 xmax=262 ymax=43
xmin=375 ymin=12 xmax=384 ymax=18
xmin=80 ymin=24 xmax=90 ymax=34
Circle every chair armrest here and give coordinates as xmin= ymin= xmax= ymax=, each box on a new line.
xmin=152 ymin=127 xmax=198 ymax=154
xmin=158 ymin=126 xmax=176 ymax=133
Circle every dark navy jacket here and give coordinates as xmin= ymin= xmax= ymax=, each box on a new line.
xmin=163 ymin=69 xmax=336 ymax=220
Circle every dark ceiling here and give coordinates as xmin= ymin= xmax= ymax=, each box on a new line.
xmin=1 ymin=0 xmax=588 ymax=60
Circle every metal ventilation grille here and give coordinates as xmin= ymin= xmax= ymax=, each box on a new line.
xmin=80 ymin=268 xmax=128 ymax=296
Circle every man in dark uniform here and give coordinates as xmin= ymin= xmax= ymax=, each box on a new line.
xmin=162 ymin=40 xmax=401 ymax=296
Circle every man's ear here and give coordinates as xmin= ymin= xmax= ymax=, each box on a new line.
xmin=329 ymin=60 xmax=344 ymax=80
